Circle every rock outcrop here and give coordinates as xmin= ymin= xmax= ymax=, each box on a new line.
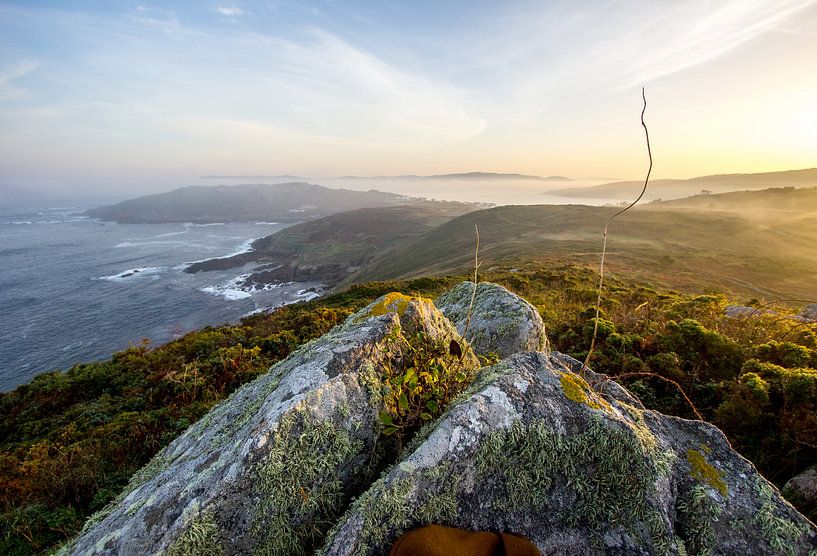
xmin=60 ymin=293 xmax=478 ymax=555
xmin=323 ymin=352 xmax=817 ymax=556
xmin=436 ymin=281 xmax=547 ymax=358
xmin=62 ymin=284 xmax=817 ymax=556
xmin=784 ymin=466 xmax=817 ymax=522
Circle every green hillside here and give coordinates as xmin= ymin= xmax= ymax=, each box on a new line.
xmin=185 ymin=204 xmax=474 ymax=284
xmin=348 ymin=201 xmax=817 ymax=300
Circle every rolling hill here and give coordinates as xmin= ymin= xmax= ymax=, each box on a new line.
xmin=86 ymin=182 xmax=478 ymax=224
xmin=185 ymin=204 xmax=476 ymax=285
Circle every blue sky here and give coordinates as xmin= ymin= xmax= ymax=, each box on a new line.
xmin=1 ymin=1 xmax=816 ymax=198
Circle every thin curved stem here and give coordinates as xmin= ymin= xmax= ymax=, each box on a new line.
xmin=581 ymin=87 xmax=652 ymax=376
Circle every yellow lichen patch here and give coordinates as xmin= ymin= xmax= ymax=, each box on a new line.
xmin=687 ymin=447 xmax=728 ymax=496
xmin=368 ymin=292 xmax=414 ymax=317
xmin=559 ymin=372 xmax=611 ymax=411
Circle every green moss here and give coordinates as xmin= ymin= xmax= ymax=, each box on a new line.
xmin=250 ymin=408 xmax=366 ymax=555
xmin=474 ymin=416 xmax=673 ymax=549
xmin=686 ymin=448 xmax=728 ymax=496
xmin=319 ymin=462 xmax=463 ymax=556
xmin=165 ymin=511 xmax=222 ymax=556
xmin=753 ymin=479 xmax=810 ymax=555
xmin=676 ymin=484 xmax=722 ymax=556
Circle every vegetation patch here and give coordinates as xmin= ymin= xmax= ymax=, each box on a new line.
xmin=377 ymin=326 xmax=476 ymax=442
xmin=3 ymin=267 xmax=817 ymax=552
xmin=165 ymin=510 xmax=222 ymax=556
xmin=250 ymin=407 xmax=365 ymax=555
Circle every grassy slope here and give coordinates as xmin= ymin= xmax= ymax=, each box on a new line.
xmin=185 ymin=204 xmax=477 ymax=280
xmin=348 ymin=198 xmax=817 ymax=301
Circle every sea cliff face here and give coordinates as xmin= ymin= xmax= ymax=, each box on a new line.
xmin=61 ymin=283 xmax=817 ymax=555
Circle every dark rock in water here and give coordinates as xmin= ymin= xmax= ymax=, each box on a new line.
xmin=59 ymin=293 xmax=478 ymax=556
xmin=322 ymin=352 xmax=817 ymax=556
xmin=435 ymin=281 xmax=548 ymax=358
xmin=784 ymin=466 xmax=817 ymax=522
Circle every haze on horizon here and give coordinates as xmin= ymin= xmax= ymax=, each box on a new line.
xmin=1 ymin=0 xmax=816 ymax=202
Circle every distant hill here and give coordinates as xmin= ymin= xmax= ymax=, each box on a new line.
xmin=86 ymin=182 xmax=476 ymax=224
xmin=200 ymin=172 xmax=570 ymax=182
xmin=338 ymin=172 xmax=570 ymax=181
xmin=645 ymin=186 xmax=817 ymax=215
xmin=546 ymin=168 xmax=817 ymax=201
xmin=184 ymin=204 xmax=476 ymax=285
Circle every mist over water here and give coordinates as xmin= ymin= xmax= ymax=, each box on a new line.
xmin=203 ymin=177 xmax=622 ymax=206
xmin=0 ymin=208 xmax=319 ymax=392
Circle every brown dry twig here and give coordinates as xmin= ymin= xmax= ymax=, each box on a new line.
xmin=598 ymin=371 xmax=704 ymax=421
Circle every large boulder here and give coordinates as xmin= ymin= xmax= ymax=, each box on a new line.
xmin=784 ymin=466 xmax=817 ymax=522
xmin=435 ymin=281 xmax=547 ymax=358
xmin=322 ymin=352 xmax=817 ymax=556
xmin=60 ymin=292 xmax=478 ymax=556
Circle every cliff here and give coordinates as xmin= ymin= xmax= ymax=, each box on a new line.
xmin=59 ymin=282 xmax=816 ymax=555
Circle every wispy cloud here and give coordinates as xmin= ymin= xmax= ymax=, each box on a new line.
xmin=215 ymin=6 xmax=244 ymax=17
xmin=0 ymin=59 xmax=39 ymax=100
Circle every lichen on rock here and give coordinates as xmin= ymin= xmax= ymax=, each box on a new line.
xmin=60 ymin=292 xmax=477 ymax=556
xmin=435 ymin=281 xmax=548 ymax=358
xmin=321 ymin=352 xmax=817 ymax=556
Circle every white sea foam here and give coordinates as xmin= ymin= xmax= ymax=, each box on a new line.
xmin=200 ymin=273 xmax=254 ymax=301
xmin=98 ymin=267 xmax=165 ymax=281
xmin=180 ymin=237 xmax=258 ymax=268
xmin=296 ymin=289 xmax=322 ymax=301
xmin=115 ymin=240 xmax=208 ymax=249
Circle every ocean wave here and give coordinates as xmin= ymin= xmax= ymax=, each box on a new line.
xmin=115 ymin=240 xmax=209 ymax=249
xmin=200 ymin=274 xmax=254 ymax=301
xmin=180 ymin=237 xmax=258 ymax=268
xmin=153 ymin=229 xmax=190 ymax=238
xmin=296 ymin=288 xmax=322 ymax=301
xmin=98 ymin=267 xmax=165 ymax=281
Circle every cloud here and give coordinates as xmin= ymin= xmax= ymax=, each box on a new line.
xmin=0 ymin=59 xmax=39 ymax=100
xmin=215 ymin=6 xmax=244 ymax=17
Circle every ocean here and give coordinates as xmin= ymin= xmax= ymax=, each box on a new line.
xmin=0 ymin=207 xmax=319 ymax=392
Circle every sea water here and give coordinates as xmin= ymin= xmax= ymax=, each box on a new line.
xmin=0 ymin=207 xmax=317 ymax=391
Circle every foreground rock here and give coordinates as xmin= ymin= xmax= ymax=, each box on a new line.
xmin=61 ymin=293 xmax=478 ymax=556
xmin=436 ymin=281 xmax=547 ymax=358
xmin=784 ymin=466 xmax=817 ymax=522
xmin=323 ymin=352 xmax=817 ymax=556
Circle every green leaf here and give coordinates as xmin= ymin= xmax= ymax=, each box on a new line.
xmin=455 ymin=371 xmax=468 ymax=382
xmin=420 ymin=412 xmax=433 ymax=421
xmin=398 ymin=393 xmax=409 ymax=412
xmin=403 ymin=368 xmax=416 ymax=385
xmin=383 ymin=426 xmax=399 ymax=436
xmin=425 ymin=400 xmax=440 ymax=413
xmin=378 ymin=411 xmax=394 ymax=426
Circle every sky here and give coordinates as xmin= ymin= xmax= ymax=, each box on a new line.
xmin=1 ymin=0 xmax=816 ymax=200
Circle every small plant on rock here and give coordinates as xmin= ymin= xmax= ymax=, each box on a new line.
xmin=378 ymin=329 xmax=474 ymax=440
